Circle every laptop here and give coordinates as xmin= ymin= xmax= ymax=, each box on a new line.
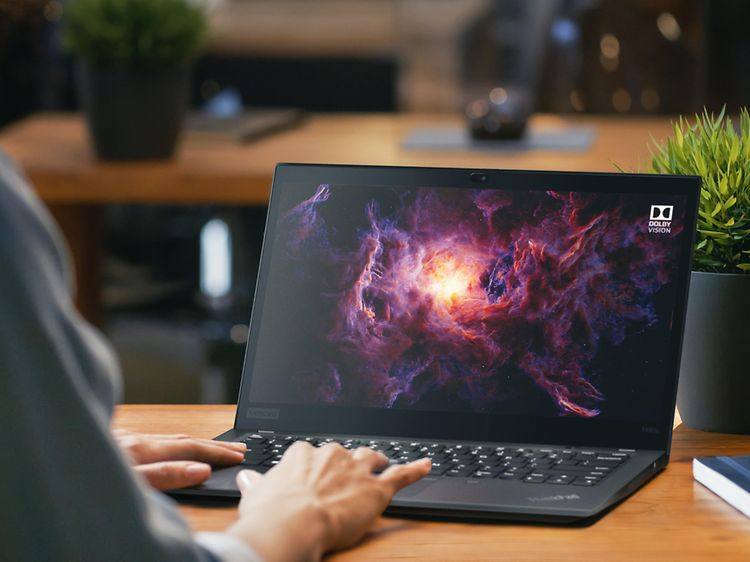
xmin=173 ymin=164 xmax=700 ymax=523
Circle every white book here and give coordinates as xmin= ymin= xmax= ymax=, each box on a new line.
xmin=693 ymin=456 xmax=750 ymax=518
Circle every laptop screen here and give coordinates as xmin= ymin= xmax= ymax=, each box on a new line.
xmin=239 ymin=166 xmax=698 ymax=448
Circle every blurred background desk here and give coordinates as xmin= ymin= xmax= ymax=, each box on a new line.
xmin=112 ymin=404 xmax=750 ymax=562
xmin=0 ymin=112 xmax=673 ymax=402
xmin=1 ymin=112 xmax=670 ymax=204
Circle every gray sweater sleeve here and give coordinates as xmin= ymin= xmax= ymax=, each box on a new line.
xmin=0 ymin=151 xmax=257 ymax=562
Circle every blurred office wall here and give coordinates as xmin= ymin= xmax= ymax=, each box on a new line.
xmin=3 ymin=0 xmax=749 ymax=124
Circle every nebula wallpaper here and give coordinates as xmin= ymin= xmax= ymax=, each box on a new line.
xmin=249 ymin=183 xmax=686 ymax=421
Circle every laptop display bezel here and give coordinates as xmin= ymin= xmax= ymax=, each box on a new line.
xmin=233 ymin=163 xmax=700 ymax=452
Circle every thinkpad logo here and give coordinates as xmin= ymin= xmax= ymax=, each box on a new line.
xmin=528 ymin=494 xmax=581 ymax=502
xmin=648 ymin=205 xmax=674 ymax=234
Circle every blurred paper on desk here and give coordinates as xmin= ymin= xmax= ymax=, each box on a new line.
xmin=402 ymin=125 xmax=595 ymax=152
xmin=186 ymin=109 xmax=305 ymax=143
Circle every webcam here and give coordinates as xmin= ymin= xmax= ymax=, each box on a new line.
xmin=470 ymin=172 xmax=488 ymax=183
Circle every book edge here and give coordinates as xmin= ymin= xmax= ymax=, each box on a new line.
xmin=693 ymin=458 xmax=750 ymax=518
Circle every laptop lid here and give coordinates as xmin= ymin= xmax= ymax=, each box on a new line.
xmin=234 ymin=164 xmax=700 ymax=452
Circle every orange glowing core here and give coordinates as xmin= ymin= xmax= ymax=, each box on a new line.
xmin=422 ymin=252 xmax=477 ymax=304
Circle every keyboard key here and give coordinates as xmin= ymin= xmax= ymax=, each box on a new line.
xmin=470 ymin=470 xmax=495 ymax=478
xmin=577 ymin=460 xmax=614 ymax=470
xmin=547 ymin=475 xmax=573 ymax=485
xmin=428 ymin=453 xmax=450 ymax=463
xmin=480 ymin=465 xmax=507 ymax=477
xmin=572 ymin=478 xmax=596 ymax=486
xmin=595 ymin=456 xmax=624 ymax=463
xmin=550 ymin=466 xmax=597 ymax=475
xmin=523 ymin=473 xmax=549 ymax=484
xmin=429 ymin=463 xmax=449 ymax=476
xmin=242 ymin=456 xmax=269 ymax=466
xmin=497 ymin=470 xmax=529 ymax=479
xmin=446 ymin=467 xmax=476 ymax=478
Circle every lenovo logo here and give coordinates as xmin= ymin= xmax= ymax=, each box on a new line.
xmin=247 ymin=407 xmax=280 ymax=420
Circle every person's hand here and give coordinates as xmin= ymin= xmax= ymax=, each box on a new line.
xmin=113 ymin=429 xmax=246 ymax=490
xmin=227 ymin=442 xmax=431 ymax=562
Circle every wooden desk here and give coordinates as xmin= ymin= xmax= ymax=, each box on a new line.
xmin=113 ymin=404 xmax=750 ymax=562
xmin=0 ymin=113 xmax=673 ymax=321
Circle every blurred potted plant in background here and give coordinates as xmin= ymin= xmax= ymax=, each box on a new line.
xmin=64 ymin=0 xmax=207 ymax=160
xmin=648 ymin=107 xmax=750 ymax=433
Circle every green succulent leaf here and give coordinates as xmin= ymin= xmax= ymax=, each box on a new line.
xmin=63 ymin=0 xmax=208 ymax=65
xmin=639 ymin=107 xmax=750 ymax=273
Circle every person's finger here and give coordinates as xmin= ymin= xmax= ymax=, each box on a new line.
xmin=378 ymin=458 xmax=432 ymax=492
xmin=135 ymin=439 xmax=246 ymax=464
xmin=134 ymin=461 xmax=211 ymax=490
xmin=236 ymin=469 xmax=264 ymax=495
xmin=351 ymin=447 xmax=389 ymax=471
xmin=137 ymin=433 xmax=191 ymax=441
xmin=146 ymin=435 xmax=247 ymax=453
xmin=282 ymin=440 xmax=314 ymax=459
xmin=180 ymin=437 xmax=247 ymax=453
xmin=189 ymin=438 xmax=247 ymax=453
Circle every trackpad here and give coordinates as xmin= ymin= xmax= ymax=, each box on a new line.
xmin=394 ymin=477 xmax=439 ymax=499
xmin=199 ymin=465 xmax=244 ymax=492
xmin=394 ymin=478 xmax=522 ymax=506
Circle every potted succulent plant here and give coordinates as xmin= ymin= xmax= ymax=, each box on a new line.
xmin=648 ymin=108 xmax=750 ymax=433
xmin=63 ymin=0 xmax=208 ymax=160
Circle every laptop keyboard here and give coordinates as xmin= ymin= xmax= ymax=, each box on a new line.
xmin=239 ymin=434 xmax=633 ymax=487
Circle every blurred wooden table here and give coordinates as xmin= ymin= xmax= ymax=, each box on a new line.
xmin=0 ymin=112 xmax=674 ymax=321
xmin=0 ymin=112 xmax=672 ymax=203
xmin=112 ymin=404 xmax=750 ymax=562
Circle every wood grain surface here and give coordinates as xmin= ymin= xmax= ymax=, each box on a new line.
xmin=113 ymin=405 xmax=750 ymax=562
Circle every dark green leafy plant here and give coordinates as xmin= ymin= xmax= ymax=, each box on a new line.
xmin=63 ymin=0 xmax=207 ymax=65
xmin=648 ymin=108 xmax=750 ymax=273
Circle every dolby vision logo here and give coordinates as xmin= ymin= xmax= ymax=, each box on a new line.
xmin=649 ymin=205 xmax=674 ymax=221
xmin=648 ymin=205 xmax=674 ymax=234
